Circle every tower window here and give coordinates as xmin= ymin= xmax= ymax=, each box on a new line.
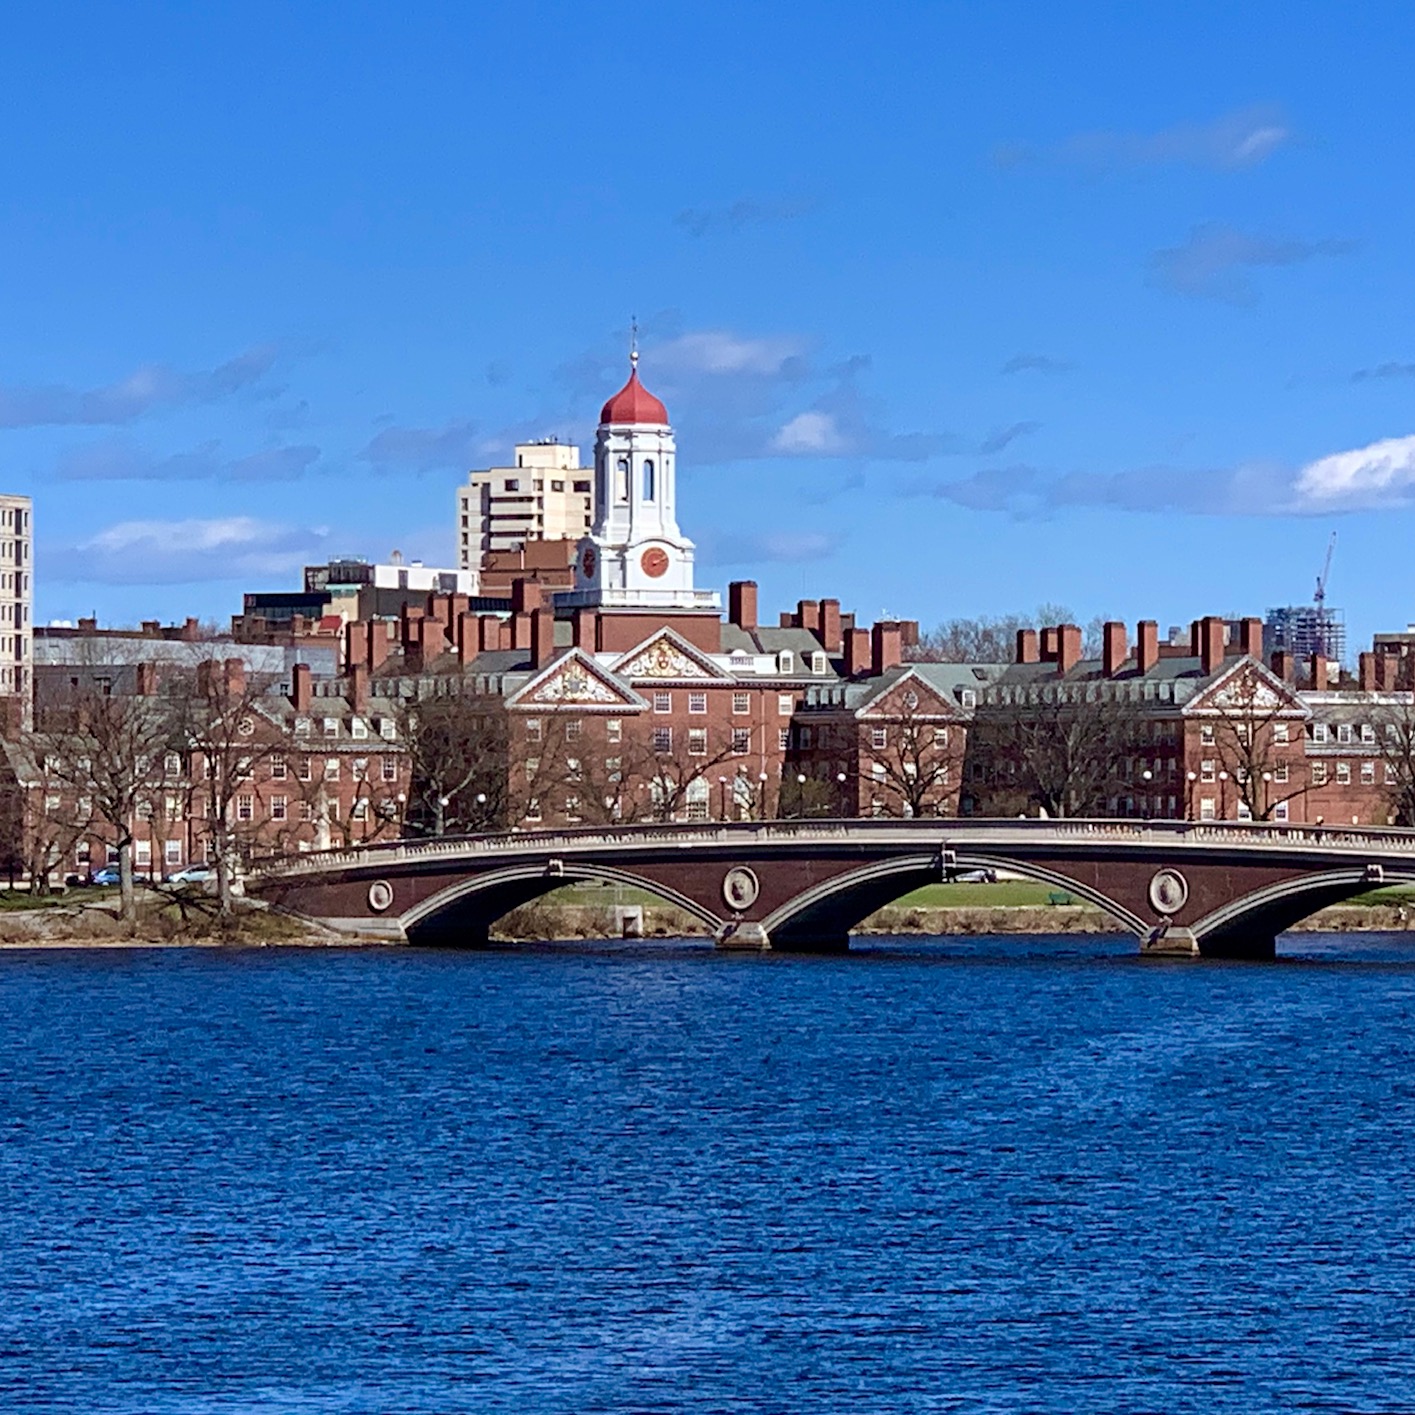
xmin=615 ymin=457 xmax=630 ymax=502
xmin=643 ymin=459 xmax=655 ymax=500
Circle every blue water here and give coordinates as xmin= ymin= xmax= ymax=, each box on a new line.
xmin=4 ymin=935 xmax=1415 ymax=1413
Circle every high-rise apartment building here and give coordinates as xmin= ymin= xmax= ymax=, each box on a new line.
xmin=0 ymin=494 xmax=32 ymax=728
xmin=457 ymin=440 xmax=593 ymax=569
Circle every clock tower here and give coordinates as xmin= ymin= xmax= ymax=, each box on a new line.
xmin=568 ymin=351 xmax=715 ymax=610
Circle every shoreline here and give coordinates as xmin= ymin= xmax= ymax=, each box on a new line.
xmin=1 ymin=899 xmax=1412 ymax=948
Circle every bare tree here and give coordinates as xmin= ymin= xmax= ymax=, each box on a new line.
xmin=401 ymin=690 xmax=516 ymax=835
xmin=1374 ymin=695 xmax=1415 ymax=825
xmin=968 ymin=689 xmax=1141 ymax=819
xmin=30 ymin=686 xmax=174 ymax=924
xmin=1200 ymin=673 xmax=1308 ymax=822
xmin=911 ymin=604 xmax=1089 ymax=664
xmin=860 ymin=698 xmax=964 ymax=817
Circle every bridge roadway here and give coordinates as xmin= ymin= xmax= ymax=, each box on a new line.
xmin=246 ymin=818 xmax=1415 ymax=959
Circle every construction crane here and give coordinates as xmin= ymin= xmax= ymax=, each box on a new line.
xmin=1313 ymin=531 xmax=1337 ymax=660
xmin=1314 ymin=531 xmax=1337 ymax=609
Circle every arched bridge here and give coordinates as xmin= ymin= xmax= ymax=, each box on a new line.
xmin=246 ymin=819 xmax=1415 ymax=960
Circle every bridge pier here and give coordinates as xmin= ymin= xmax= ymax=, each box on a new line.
xmin=715 ymin=922 xmax=771 ymax=950
xmin=1140 ymin=926 xmax=1198 ymax=958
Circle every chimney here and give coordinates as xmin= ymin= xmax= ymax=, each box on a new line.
xmin=871 ymin=622 xmax=903 ymax=677
xmin=1135 ymin=620 xmax=1159 ymax=674
xmin=183 ymin=617 xmax=200 ymax=642
xmin=135 ymin=661 xmax=157 ymax=696
xmin=1378 ymin=653 xmax=1400 ymax=692
xmin=1057 ymin=624 xmax=1083 ymax=674
xmin=1271 ymin=648 xmax=1294 ymax=683
xmin=728 ymin=580 xmax=758 ymax=632
xmin=77 ymin=617 xmax=97 ymax=633
xmin=531 ymin=607 xmax=555 ymax=668
xmin=512 ymin=612 xmax=533 ymax=651
xmin=844 ymin=627 xmax=871 ymax=677
xmin=572 ymin=607 xmax=598 ymax=650
xmin=1016 ymin=628 xmax=1039 ymax=664
xmin=797 ymin=600 xmax=820 ymax=636
xmin=1360 ymin=651 xmax=1378 ymax=691
xmin=779 ymin=611 xmax=795 ymax=628
xmin=348 ymin=663 xmax=369 ymax=713
xmin=457 ymin=611 xmax=479 ymax=665
xmin=141 ymin=619 xmax=160 ymax=637
xmin=478 ymin=615 xmax=501 ymax=653
xmin=498 ymin=618 xmax=514 ymax=650
xmin=417 ymin=616 xmax=446 ymax=667
xmin=511 ymin=578 xmax=543 ymax=614
xmin=1240 ymin=617 xmax=1264 ymax=659
xmin=1189 ymin=620 xmax=1202 ymax=657
xmin=1102 ymin=621 xmax=1128 ymax=677
xmin=222 ymin=657 xmax=246 ymax=701
xmin=819 ymin=599 xmax=843 ymax=654
xmin=292 ymin=662 xmax=312 ymax=712
xmin=1310 ymin=652 xmax=1329 ymax=692
xmin=344 ymin=621 xmax=368 ymax=671
xmin=1199 ymin=616 xmax=1226 ymax=675
xmin=1040 ymin=626 xmax=1060 ymax=662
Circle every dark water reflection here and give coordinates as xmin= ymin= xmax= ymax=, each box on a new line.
xmin=3 ymin=934 xmax=1415 ymax=1412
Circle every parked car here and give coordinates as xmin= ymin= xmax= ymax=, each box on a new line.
xmin=91 ymin=866 xmax=121 ymax=887
xmin=163 ymin=864 xmax=216 ymax=887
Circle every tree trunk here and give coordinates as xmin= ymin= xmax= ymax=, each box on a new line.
xmin=118 ymin=839 xmax=136 ymax=927
xmin=215 ymin=841 xmax=234 ymax=917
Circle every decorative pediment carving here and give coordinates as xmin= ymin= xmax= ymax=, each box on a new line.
xmin=511 ymin=654 xmax=639 ymax=708
xmin=613 ymin=631 xmax=729 ymax=681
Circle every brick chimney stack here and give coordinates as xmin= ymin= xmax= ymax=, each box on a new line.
xmin=1271 ymin=648 xmax=1294 ymax=683
xmin=531 ymin=607 xmax=556 ymax=668
xmin=1057 ymin=624 xmax=1083 ymax=674
xmin=728 ymin=581 xmax=758 ymax=633
xmin=797 ymin=600 xmax=820 ymax=637
xmin=1310 ymin=653 xmax=1329 ymax=692
xmin=843 ymin=628 xmax=871 ymax=677
xmin=871 ymin=622 xmax=904 ymax=677
xmin=1360 ymin=651 xmax=1378 ymax=691
xmin=1198 ymin=616 xmax=1226 ymax=675
xmin=572 ymin=607 xmax=598 ymax=650
xmin=1240 ymin=617 xmax=1264 ymax=659
xmin=511 ymin=578 xmax=543 ymax=614
xmin=456 ymin=611 xmax=479 ymax=665
xmin=348 ymin=663 xmax=369 ymax=713
xmin=1135 ymin=621 xmax=1159 ymax=674
xmin=292 ymin=662 xmax=312 ymax=712
xmin=818 ymin=599 xmax=843 ymax=654
xmin=1016 ymin=628 xmax=1039 ymax=664
xmin=1040 ymin=626 xmax=1060 ymax=662
xmin=1102 ymin=621 xmax=1128 ymax=677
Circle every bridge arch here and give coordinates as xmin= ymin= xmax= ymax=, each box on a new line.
xmin=399 ymin=861 xmax=725 ymax=946
xmin=1190 ymin=866 xmax=1415 ymax=956
xmin=759 ymin=851 xmax=1147 ymax=949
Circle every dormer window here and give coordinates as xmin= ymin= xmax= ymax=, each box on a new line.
xmin=811 ymin=651 xmax=828 ymax=674
xmin=777 ymin=651 xmax=794 ymax=674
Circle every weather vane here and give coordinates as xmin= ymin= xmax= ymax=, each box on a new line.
xmin=630 ymin=315 xmax=639 ymax=369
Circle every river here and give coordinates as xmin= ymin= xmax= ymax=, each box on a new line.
xmin=3 ymin=934 xmax=1415 ymax=1412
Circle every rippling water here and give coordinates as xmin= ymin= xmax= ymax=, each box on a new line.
xmin=4 ymin=934 xmax=1415 ymax=1412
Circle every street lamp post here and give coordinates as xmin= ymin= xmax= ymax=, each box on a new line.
xmin=1186 ymin=770 xmax=1198 ymax=820
xmin=1217 ymin=770 xmax=1229 ymax=820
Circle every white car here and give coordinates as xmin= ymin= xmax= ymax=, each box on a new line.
xmin=164 ymin=864 xmax=216 ymax=886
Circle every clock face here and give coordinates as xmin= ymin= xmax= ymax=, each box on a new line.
xmin=640 ymin=546 xmax=670 ymax=579
xmin=580 ymin=546 xmax=597 ymax=579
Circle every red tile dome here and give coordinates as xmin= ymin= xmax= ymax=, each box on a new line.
xmin=600 ymin=362 xmax=669 ymax=425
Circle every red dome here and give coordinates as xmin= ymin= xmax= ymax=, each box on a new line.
xmin=600 ymin=364 xmax=669 ymax=425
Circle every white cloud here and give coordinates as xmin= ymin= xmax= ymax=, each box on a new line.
xmin=771 ymin=410 xmax=848 ymax=455
xmin=1293 ymin=434 xmax=1415 ymax=510
xmin=653 ymin=331 xmax=808 ymax=378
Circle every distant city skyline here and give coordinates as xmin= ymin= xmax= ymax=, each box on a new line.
xmin=6 ymin=3 xmax=1415 ymax=646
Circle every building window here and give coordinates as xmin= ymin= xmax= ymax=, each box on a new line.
xmin=1312 ymin=723 xmax=1329 ymax=743
xmin=297 ymin=758 xmax=313 ymax=781
xmin=271 ymin=795 xmax=287 ymax=821
xmin=352 ymin=798 xmax=368 ymax=821
xmin=1312 ymin=762 xmax=1327 ymax=785
xmin=574 ymin=480 xmax=591 ymax=494
xmin=607 ymin=719 xmax=622 ymax=744
xmin=324 ymin=759 xmax=340 ymax=781
xmin=525 ymin=718 xmax=542 ymax=741
xmin=871 ymin=727 xmax=887 ymax=750
xmin=732 ymin=693 xmax=750 ymax=715
xmin=1361 ymin=761 xmax=1375 ymax=785
xmin=779 ymin=727 xmax=789 ymax=750
xmin=1274 ymin=763 xmax=1289 ymax=784
xmin=165 ymin=840 xmax=182 ymax=867
xmin=689 ymin=692 xmax=707 ymax=714
xmin=1274 ymin=802 xmax=1289 ymax=821
xmin=164 ymin=752 xmax=183 ymax=778
xmin=1361 ymin=724 xmax=1376 ymax=744
xmin=653 ymin=726 xmax=672 ymax=754
xmin=565 ymin=719 xmax=582 ymax=741
xmin=1200 ymin=760 xmax=1215 ymax=783
xmin=1200 ymin=724 xmax=1215 ymax=745
xmin=777 ymin=651 xmax=794 ymax=673
xmin=381 ymin=757 xmax=398 ymax=782
xmin=351 ymin=717 xmax=368 ymax=740
xmin=643 ymin=459 xmax=655 ymax=500
xmin=1273 ymin=723 xmax=1289 ymax=744
xmin=237 ymin=794 xmax=254 ymax=822
xmin=504 ymin=478 xmax=519 ymax=491
xmin=688 ymin=728 xmax=707 ymax=756
xmin=271 ymin=754 xmax=287 ymax=780
xmin=615 ymin=458 xmax=630 ymax=501
xmin=778 ymin=693 xmax=793 ymax=716
xmin=1336 ymin=762 xmax=1351 ymax=784
xmin=300 ymin=801 xmax=314 ymax=822
xmin=322 ymin=718 xmax=338 ymax=737
xmin=1387 ymin=762 xmax=1398 ymax=785
xmin=294 ymin=716 xmax=311 ymax=736
xmin=732 ymin=728 xmax=751 ymax=754
xmin=1200 ymin=797 xmax=1216 ymax=820
xmin=933 ymin=727 xmax=949 ymax=747
xmin=526 ymin=798 xmax=542 ymax=821
xmin=1338 ymin=724 xmax=1353 ymax=744
xmin=653 ymin=692 xmax=672 ymax=714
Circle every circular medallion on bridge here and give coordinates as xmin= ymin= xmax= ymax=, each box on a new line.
xmin=1148 ymin=868 xmax=1189 ymax=916
xmin=722 ymin=866 xmax=760 ymax=912
xmin=367 ymin=880 xmax=395 ymax=913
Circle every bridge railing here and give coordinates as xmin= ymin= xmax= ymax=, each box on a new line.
xmin=247 ymin=815 xmax=1415 ymax=879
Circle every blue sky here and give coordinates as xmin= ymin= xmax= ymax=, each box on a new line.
xmin=6 ymin=1 xmax=1415 ymax=652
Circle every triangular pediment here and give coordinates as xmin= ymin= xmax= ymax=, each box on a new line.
xmin=1185 ymin=658 xmax=1308 ymax=717
xmin=507 ymin=650 xmax=645 ymax=710
xmin=856 ymin=668 xmax=964 ymax=720
xmin=611 ymin=627 xmax=733 ymax=682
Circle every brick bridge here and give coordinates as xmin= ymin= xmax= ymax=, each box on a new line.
xmin=246 ymin=819 xmax=1415 ymax=959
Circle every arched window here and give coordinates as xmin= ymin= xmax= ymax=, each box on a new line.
xmin=643 ymin=459 xmax=655 ymax=501
xmin=615 ymin=456 xmax=630 ymax=502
